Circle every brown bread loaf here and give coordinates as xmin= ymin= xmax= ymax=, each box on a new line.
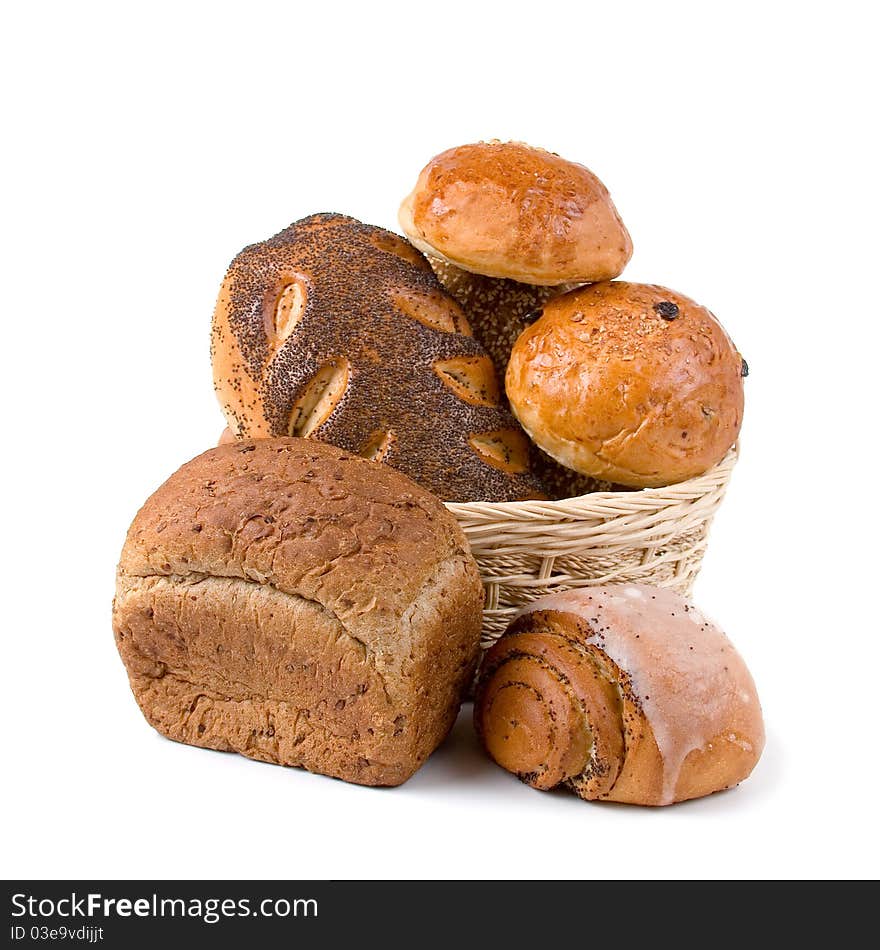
xmin=113 ymin=438 xmax=484 ymax=786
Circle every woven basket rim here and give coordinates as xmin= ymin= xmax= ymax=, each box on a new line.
xmin=445 ymin=445 xmax=738 ymax=517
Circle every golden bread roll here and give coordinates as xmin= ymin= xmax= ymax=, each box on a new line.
xmin=399 ymin=141 xmax=632 ymax=287
xmin=506 ymin=282 xmax=745 ymax=488
xmin=211 ymin=213 xmax=543 ymax=502
xmin=474 ymin=586 xmax=764 ymax=805
xmin=113 ymin=438 xmax=484 ymax=787
xmin=399 ymin=141 xmax=633 ymax=499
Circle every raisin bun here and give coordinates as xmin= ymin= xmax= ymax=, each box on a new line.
xmin=211 ymin=213 xmax=544 ymax=502
xmin=506 ymin=282 xmax=745 ymax=488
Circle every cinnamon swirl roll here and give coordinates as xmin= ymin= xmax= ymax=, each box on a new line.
xmin=474 ymin=585 xmax=764 ymax=806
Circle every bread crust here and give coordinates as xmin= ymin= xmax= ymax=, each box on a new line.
xmin=399 ymin=142 xmax=632 ymax=285
xmin=211 ymin=213 xmax=543 ymax=502
xmin=474 ymin=586 xmax=764 ymax=805
xmin=506 ymin=282 xmax=745 ymax=487
xmin=113 ymin=438 xmax=484 ymax=786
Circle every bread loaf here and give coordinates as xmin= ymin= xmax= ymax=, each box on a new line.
xmin=474 ymin=586 xmax=764 ymax=805
xmin=113 ymin=438 xmax=484 ymax=786
xmin=211 ymin=213 xmax=544 ymax=502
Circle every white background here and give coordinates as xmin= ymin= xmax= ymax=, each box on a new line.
xmin=2 ymin=1 xmax=878 ymax=880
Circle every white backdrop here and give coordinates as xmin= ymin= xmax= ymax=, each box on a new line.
xmin=2 ymin=1 xmax=877 ymax=880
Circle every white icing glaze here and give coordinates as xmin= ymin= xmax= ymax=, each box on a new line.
xmin=517 ymin=585 xmax=761 ymax=805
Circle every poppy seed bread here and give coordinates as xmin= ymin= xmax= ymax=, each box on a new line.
xmin=211 ymin=213 xmax=543 ymax=502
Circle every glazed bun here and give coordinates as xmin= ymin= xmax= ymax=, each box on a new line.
xmin=506 ymin=282 xmax=745 ymax=488
xmin=474 ymin=586 xmax=764 ymax=806
xmin=399 ymin=141 xmax=632 ymax=286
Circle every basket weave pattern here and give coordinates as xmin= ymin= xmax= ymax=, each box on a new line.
xmin=446 ymin=447 xmax=737 ymax=650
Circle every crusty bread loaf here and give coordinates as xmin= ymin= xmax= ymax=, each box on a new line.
xmin=506 ymin=282 xmax=746 ymax=488
xmin=211 ymin=213 xmax=544 ymax=503
xmin=113 ymin=438 xmax=484 ymax=786
xmin=474 ymin=586 xmax=764 ymax=805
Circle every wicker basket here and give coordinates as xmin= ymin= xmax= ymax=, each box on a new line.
xmin=445 ymin=446 xmax=738 ymax=651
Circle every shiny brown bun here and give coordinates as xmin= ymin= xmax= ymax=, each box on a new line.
xmin=211 ymin=213 xmax=544 ymax=503
xmin=399 ymin=141 xmax=632 ymax=286
xmin=113 ymin=438 xmax=483 ymax=787
xmin=474 ymin=586 xmax=764 ymax=806
xmin=506 ymin=282 xmax=745 ymax=488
